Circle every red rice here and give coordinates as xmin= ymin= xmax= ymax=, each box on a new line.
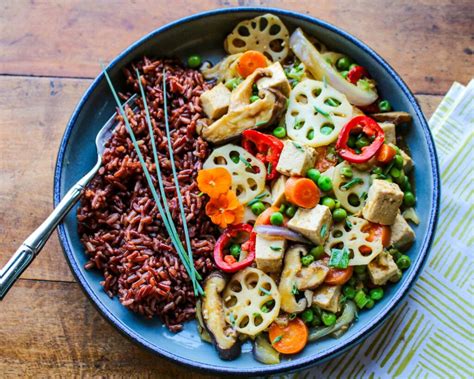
xmin=77 ymin=58 xmax=216 ymax=332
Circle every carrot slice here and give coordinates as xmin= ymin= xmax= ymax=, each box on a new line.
xmin=325 ymin=266 xmax=354 ymax=285
xmin=360 ymin=223 xmax=391 ymax=254
xmin=376 ymin=144 xmax=397 ymax=164
xmin=284 ymin=177 xmax=320 ymax=208
xmin=269 ymin=318 xmax=308 ymax=355
xmin=236 ymin=50 xmax=268 ymax=78
xmin=254 ymin=205 xmax=279 ymax=226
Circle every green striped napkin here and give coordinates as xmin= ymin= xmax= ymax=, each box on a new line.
xmin=289 ymin=81 xmax=474 ymax=378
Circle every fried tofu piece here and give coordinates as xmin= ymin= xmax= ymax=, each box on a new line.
xmin=362 ymin=179 xmax=404 ymax=225
xmin=256 ymin=62 xmax=291 ymax=97
xmin=368 ymin=252 xmax=401 ymax=285
xmin=276 ymin=141 xmax=317 ymax=177
xmin=255 ymin=234 xmax=286 ymax=274
xmin=380 ymin=122 xmax=396 ymax=145
xmin=200 ymin=83 xmax=231 ymax=120
xmin=312 ymin=285 xmax=342 ymax=313
xmin=390 ymin=213 xmax=415 ymax=250
xmin=288 ymin=205 xmax=332 ymax=245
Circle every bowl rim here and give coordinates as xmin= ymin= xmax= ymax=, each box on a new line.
xmin=54 ymin=6 xmax=440 ymax=376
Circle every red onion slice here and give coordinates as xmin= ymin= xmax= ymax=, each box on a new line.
xmin=254 ymin=225 xmax=311 ymax=244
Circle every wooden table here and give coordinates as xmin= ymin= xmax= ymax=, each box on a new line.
xmin=0 ymin=1 xmax=471 ymax=377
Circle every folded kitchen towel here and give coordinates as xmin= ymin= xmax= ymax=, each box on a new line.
xmin=289 ymin=81 xmax=474 ymax=379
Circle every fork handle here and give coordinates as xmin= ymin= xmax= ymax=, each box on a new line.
xmin=0 ymin=159 xmax=101 ymax=300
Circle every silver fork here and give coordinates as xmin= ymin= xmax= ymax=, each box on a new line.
xmin=0 ymin=94 xmax=137 ymax=299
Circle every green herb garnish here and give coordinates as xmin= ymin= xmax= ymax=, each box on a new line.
xmin=259 ymin=287 xmax=272 ymax=296
xmin=256 ymin=120 xmax=268 ymax=127
xmin=323 ymin=75 xmax=328 ymax=88
xmin=289 ymin=313 xmax=297 ymax=320
xmin=292 ymin=142 xmax=304 ymax=152
xmin=329 ymin=247 xmax=350 ymax=269
xmin=320 ymin=224 xmax=327 ymax=238
xmin=267 ymin=161 xmax=272 ymax=174
xmin=272 ymin=335 xmax=283 ymax=344
xmin=229 ymin=312 xmax=236 ymax=326
xmin=270 ymin=246 xmax=282 ymax=252
xmin=247 ymin=192 xmax=269 ymax=206
xmin=291 ymin=282 xmax=299 ymax=295
xmin=239 ymin=156 xmax=254 ymax=171
xmin=345 ymin=218 xmax=353 ymax=230
xmin=314 ymin=105 xmax=331 ymax=120
xmin=341 ymin=178 xmax=364 ymax=190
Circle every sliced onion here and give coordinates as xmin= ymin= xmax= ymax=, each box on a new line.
xmin=402 ymin=207 xmax=420 ymax=225
xmin=308 ymin=301 xmax=357 ymax=342
xmin=254 ymin=225 xmax=311 ymax=243
xmin=290 ymin=28 xmax=378 ymax=106
xmin=253 ymin=334 xmax=280 ymax=364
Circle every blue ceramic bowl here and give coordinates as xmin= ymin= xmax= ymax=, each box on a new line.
xmin=54 ymin=7 xmax=440 ymax=376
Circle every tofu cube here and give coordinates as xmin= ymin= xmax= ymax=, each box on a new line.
xmin=287 ymin=205 xmax=332 ymax=245
xmin=257 ymin=62 xmax=291 ymax=97
xmin=380 ymin=122 xmax=396 ymax=145
xmin=271 ymin=175 xmax=287 ymax=207
xmin=200 ymin=83 xmax=231 ymax=120
xmin=276 ymin=141 xmax=317 ymax=177
xmin=255 ymin=234 xmax=286 ymax=273
xmin=362 ymin=179 xmax=404 ymax=225
xmin=368 ymin=252 xmax=401 ymax=285
xmin=390 ymin=213 xmax=415 ymax=249
xmin=312 ymin=285 xmax=342 ymax=313
xmin=399 ymin=149 xmax=414 ymax=172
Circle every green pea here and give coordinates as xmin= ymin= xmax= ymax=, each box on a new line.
xmin=279 ymin=204 xmax=287 ymax=213
xmin=370 ymin=288 xmax=384 ymax=301
xmin=393 ymin=155 xmax=404 ymax=169
xmin=403 ymin=176 xmax=412 ymax=192
xmin=378 ymin=99 xmax=392 ymax=112
xmin=310 ymin=245 xmax=325 ymax=260
xmin=332 ymin=208 xmax=347 ymax=222
xmin=341 ymin=70 xmax=349 ymax=79
xmin=301 ymin=309 xmax=314 ymax=324
xmin=230 ymin=154 xmax=240 ymax=164
xmin=341 ymin=166 xmax=353 ymax=178
xmin=354 ymin=265 xmax=366 ymax=275
xmin=390 ymin=167 xmax=401 ymax=179
xmin=349 ymin=63 xmax=358 ymax=70
xmin=389 ymin=248 xmax=402 ymax=262
xmin=321 ymin=196 xmax=336 ymax=210
xmin=404 ymin=191 xmax=416 ymax=207
xmin=355 ymin=136 xmax=370 ymax=149
xmin=229 ymin=243 xmax=241 ymax=258
xmin=385 ymin=176 xmax=393 ymax=183
xmin=250 ymin=95 xmax=260 ymax=103
xmin=301 ymin=254 xmax=314 ymax=266
xmin=187 ymin=55 xmax=202 ymax=68
xmin=321 ymin=312 xmax=337 ymax=326
xmin=317 ymin=175 xmax=333 ymax=192
xmin=334 ymin=200 xmax=341 ymax=209
xmin=372 ymin=166 xmax=383 ymax=175
xmin=270 ymin=211 xmax=284 ymax=226
xmin=394 ymin=169 xmax=405 ymax=185
xmin=336 ymin=56 xmax=351 ymax=71
xmin=365 ymin=299 xmax=375 ymax=309
xmin=251 ymin=201 xmax=266 ymax=216
xmin=307 ymin=129 xmax=315 ymax=139
xmin=343 ymin=286 xmax=356 ymax=299
xmin=306 ymin=168 xmax=321 ymax=183
xmin=225 ymin=78 xmax=242 ymax=91
xmin=285 ymin=205 xmax=297 ymax=218
xmin=397 ymin=255 xmax=411 ymax=270
xmin=273 ymin=126 xmax=287 ymax=139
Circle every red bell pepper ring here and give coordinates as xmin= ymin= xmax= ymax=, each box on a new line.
xmin=347 ymin=65 xmax=370 ymax=85
xmin=336 ymin=116 xmax=385 ymax=164
xmin=242 ymin=130 xmax=284 ymax=181
xmin=213 ymin=223 xmax=256 ymax=273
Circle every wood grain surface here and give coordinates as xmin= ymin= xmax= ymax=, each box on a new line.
xmin=0 ymin=0 xmax=469 ymax=377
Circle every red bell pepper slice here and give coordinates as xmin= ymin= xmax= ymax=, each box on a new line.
xmin=213 ymin=223 xmax=256 ymax=273
xmin=242 ymin=130 xmax=284 ymax=181
xmin=347 ymin=65 xmax=369 ymax=85
xmin=336 ymin=116 xmax=385 ymax=164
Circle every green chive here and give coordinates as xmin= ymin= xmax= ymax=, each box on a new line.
xmin=292 ymin=142 xmax=304 ymax=152
xmin=239 ymin=156 xmax=254 ymax=171
xmin=162 ymin=69 xmax=201 ymax=295
xmin=247 ymin=192 xmax=269 ymax=206
xmin=270 ymin=246 xmax=282 ymax=251
xmin=341 ymin=178 xmax=364 ymax=190
xmin=320 ymin=223 xmax=327 ymax=238
xmin=272 ymin=335 xmax=283 ymax=344
xmin=259 ymin=287 xmax=272 ymax=296
xmin=256 ymin=120 xmax=268 ymax=127
xmin=314 ymin=105 xmax=331 ymax=119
